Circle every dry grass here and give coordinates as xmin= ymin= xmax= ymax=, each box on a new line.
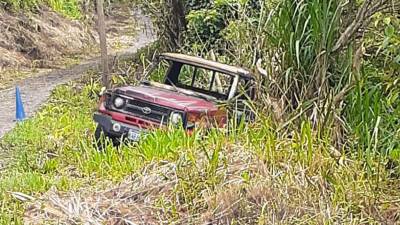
xmin=23 ymin=162 xmax=177 ymax=224
xmin=0 ymin=3 xmax=141 ymax=90
xmin=0 ymin=7 xmax=95 ymax=90
xmin=21 ymin=137 xmax=400 ymax=224
xmin=0 ymin=8 xmax=94 ymax=70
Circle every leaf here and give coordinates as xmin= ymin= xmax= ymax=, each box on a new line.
xmin=394 ymin=54 xmax=400 ymax=64
xmin=382 ymin=37 xmax=390 ymax=49
xmin=383 ymin=17 xmax=391 ymax=25
xmin=10 ymin=192 xmax=35 ymax=202
xmin=389 ymin=148 xmax=400 ymax=160
xmin=296 ymin=39 xmax=301 ymax=68
xmin=385 ymin=25 xmax=395 ymax=37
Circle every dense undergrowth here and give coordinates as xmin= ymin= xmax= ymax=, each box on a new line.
xmin=1 ymin=71 xmax=399 ymax=223
xmin=142 ymin=0 xmax=400 ymax=158
xmin=0 ymin=0 xmax=399 ymax=223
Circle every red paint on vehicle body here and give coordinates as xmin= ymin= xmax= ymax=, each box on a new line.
xmin=118 ymin=86 xmax=218 ymax=112
xmin=99 ymin=102 xmax=161 ymax=129
xmin=99 ymin=84 xmax=228 ymax=130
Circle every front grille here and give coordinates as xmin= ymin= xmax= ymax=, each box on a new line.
xmin=124 ymin=98 xmax=172 ymax=123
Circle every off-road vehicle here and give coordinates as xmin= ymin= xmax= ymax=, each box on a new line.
xmin=94 ymin=53 xmax=255 ymax=143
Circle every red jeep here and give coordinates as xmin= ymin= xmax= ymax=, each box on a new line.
xmin=94 ymin=53 xmax=255 ymax=143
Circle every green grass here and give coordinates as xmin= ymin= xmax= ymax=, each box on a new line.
xmin=46 ymin=0 xmax=81 ymax=19
xmin=0 ymin=73 xmax=199 ymax=223
xmin=0 ymin=72 xmax=399 ymax=223
xmin=2 ymin=0 xmax=81 ymax=19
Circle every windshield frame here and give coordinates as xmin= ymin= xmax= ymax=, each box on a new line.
xmin=163 ymin=60 xmax=240 ymax=101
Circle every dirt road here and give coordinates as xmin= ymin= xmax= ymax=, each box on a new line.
xmin=0 ymin=11 xmax=155 ymax=139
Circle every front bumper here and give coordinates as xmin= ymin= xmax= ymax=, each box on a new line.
xmin=93 ymin=112 xmax=146 ymax=139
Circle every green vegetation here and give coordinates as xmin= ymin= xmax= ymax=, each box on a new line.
xmin=0 ymin=73 xmax=157 ymax=223
xmin=46 ymin=0 xmax=81 ymax=18
xmin=143 ymin=0 xmax=400 ymax=155
xmin=1 ymin=0 xmax=82 ymax=18
xmin=1 ymin=0 xmax=137 ymax=19
xmin=1 ymin=72 xmax=399 ymax=223
xmin=0 ymin=0 xmax=399 ymax=223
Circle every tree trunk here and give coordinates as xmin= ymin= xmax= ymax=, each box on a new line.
xmin=96 ymin=0 xmax=110 ymax=88
xmin=168 ymin=0 xmax=186 ymax=49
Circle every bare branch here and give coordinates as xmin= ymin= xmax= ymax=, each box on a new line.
xmin=332 ymin=0 xmax=394 ymax=52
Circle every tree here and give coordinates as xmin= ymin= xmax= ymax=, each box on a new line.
xmin=96 ymin=0 xmax=110 ymax=88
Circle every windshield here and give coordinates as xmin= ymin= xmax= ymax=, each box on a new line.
xmin=164 ymin=61 xmax=235 ymax=100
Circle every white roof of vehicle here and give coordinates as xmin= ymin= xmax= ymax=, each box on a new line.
xmin=160 ymin=53 xmax=253 ymax=79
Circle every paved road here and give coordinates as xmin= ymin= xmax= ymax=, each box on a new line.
xmin=0 ymin=11 xmax=155 ymax=139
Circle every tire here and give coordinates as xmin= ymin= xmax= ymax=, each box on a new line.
xmin=94 ymin=124 xmax=119 ymax=150
xmin=94 ymin=124 xmax=103 ymax=140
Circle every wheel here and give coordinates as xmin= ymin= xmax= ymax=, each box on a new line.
xmin=94 ymin=124 xmax=120 ymax=150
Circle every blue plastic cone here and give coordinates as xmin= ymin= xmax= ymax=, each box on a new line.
xmin=15 ymin=86 xmax=26 ymax=121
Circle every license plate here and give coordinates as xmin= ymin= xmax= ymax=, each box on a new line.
xmin=127 ymin=129 xmax=141 ymax=141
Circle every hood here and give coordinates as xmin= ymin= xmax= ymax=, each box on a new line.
xmin=116 ymin=85 xmax=219 ymax=112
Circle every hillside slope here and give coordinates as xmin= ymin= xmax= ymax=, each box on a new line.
xmin=0 ymin=7 xmax=94 ymax=70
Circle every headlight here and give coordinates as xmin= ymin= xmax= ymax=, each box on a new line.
xmin=113 ymin=97 xmax=125 ymax=108
xmin=170 ymin=112 xmax=183 ymax=125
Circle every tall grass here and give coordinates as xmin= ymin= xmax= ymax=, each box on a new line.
xmin=0 ymin=75 xmax=399 ymax=223
xmin=0 ymin=72 xmax=199 ymax=223
xmin=219 ymin=0 xmax=348 ymax=115
xmin=143 ymin=0 xmax=399 ymax=157
xmin=345 ymin=65 xmax=400 ymax=162
xmin=0 ymin=0 xmax=398 ymax=222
